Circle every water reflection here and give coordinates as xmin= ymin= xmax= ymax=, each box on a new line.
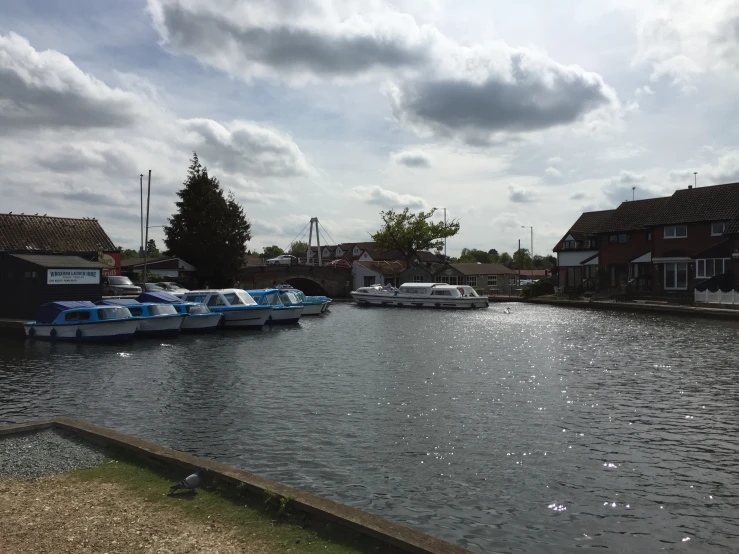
xmin=1 ymin=304 xmax=739 ymax=552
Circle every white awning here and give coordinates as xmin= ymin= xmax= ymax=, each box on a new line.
xmin=583 ymin=256 xmax=599 ymax=266
xmin=652 ymin=257 xmax=691 ymax=263
xmin=631 ymin=252 xmax=652 ymax=263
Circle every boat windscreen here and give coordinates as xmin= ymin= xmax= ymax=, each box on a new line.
xmin=186 ymin=304 xmax=210 ymax=314
xmin=149 ymin=305 xmax=178 ymax=315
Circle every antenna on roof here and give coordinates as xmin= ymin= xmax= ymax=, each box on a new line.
xmin=632 ymin=186 xmax=635 ymax=201
xmin=694 ymin=172 xmax=698 ymax=188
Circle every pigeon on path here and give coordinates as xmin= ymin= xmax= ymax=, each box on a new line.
xmin=169 ymin=468 xmax=206 ymax=494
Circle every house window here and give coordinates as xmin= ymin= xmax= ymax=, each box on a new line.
xmin=24 ymin=271 xmax=37 ymax=279
xmin=664 ymin=262 xmax=688 ymax=290
xmin=664 ymin=225 xmax=687 ymax=239
xmin=647 ymin=231 xmax=652 ymax=241
xmin=413 ymin=275 xmax=423 ymax=283
xmin=322 ymin=248 xmax=329 ymax=256
xmin=609 ymin=233 xmax=629 ymax=243
xmin=487 ymin=275 xmax=497 ymax=287
xmin=363 ymin=276 xmax=376 ymax=287
xmin=564 ymin=240 xmax=578 ymax=249
xmin=696 ymin=258 xmax=730 ymax=278
xmin=588 ymin=238 xmax=597 ymax=248
xmin=353 ymin=247 xmax=360 ymax=255
xmin=336 ymin=247 xmax=343 ymax=256
xmin=711 ymin=221 xmax=729 ymax=235
xmin=466 ymin=276 xmax=477 ymax=287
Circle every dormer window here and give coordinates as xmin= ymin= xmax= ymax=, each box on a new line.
xmin=336 ymin=247 xmax=343 ymax=256
xmin=564 ymin=240 xmax=578 ymax=249
xmin=353 ymin=246 xmax=360 ymax=255
xmin=322 ymin=248 xmax=329 ymax=256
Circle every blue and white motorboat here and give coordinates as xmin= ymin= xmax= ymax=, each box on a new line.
xmin=181 ymin=289 xmax=271 ymax=329
xmin=137 ymin=292 xmax=222 ymax=333
xmin=24 ymin=301 xmax=138 ymax=341
xmin=275 ymin=285 xmax=328 ymax=315
xmin=247 ymin=288 xmax=303 ymax=324
xmin=97 ymin=299 xmax=186 ymax=337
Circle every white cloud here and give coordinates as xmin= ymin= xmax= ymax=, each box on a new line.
xmin=545 ymin=166 xmax=562 ymax=178
xmin=635 ymin=85 xmax=655 ymax=96
xmin=508 ymin=184 xmax=539 ymax=203
xmin=547 ymin=156 xmax=563 ymax=165
xmin=0 ymin=32 xmax=148 ymax=132
xmin=352 ymin=185 xmax=426 ymax=208
xmin=390 ymin=148 xmax=431 ymax=168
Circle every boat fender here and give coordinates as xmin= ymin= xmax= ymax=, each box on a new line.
xmin=76 ymin=328 xmax=83 ymax=339
xmin=50 ymin=328 xmax=57 ymax=338
xmin=28 ymin=327 xmax=35 ymax=337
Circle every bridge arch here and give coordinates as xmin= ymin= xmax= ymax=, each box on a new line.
xmin=284 ymin=277 xmax=328 ymax=296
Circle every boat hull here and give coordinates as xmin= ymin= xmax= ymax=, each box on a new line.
xmin=24 ymin=320 xmax=139 ymax=341
xmin=267 ymin=306 xmax=303 ymax=324
xmin=217 ymin=306 xmax=271 ymax=329
xmin=181 ymin=313 xmax=222 ymax=332
xmin=351 ymin=293 xmax=489 ymax=309
xmin=135 ymin=314 xmax=186 ymax=337
xmin=300 ymin=303 xmax=324 ymax=316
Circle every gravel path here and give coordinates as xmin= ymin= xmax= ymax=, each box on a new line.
xmin=0 ymin=429 xmax=105 ymax=479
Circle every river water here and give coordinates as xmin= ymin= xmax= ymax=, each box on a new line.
xmin=1 ymin=303 xmax=738 ymax=552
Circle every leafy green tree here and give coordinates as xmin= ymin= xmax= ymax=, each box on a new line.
xmin=512 ymin=248 xmax=533 ymax=270
xmin=371 ymin=207 xmax=460 ymax=267
xmin=164 ymin=153 xmax=252 ymax=287
xmin=532 ymin=254 xmax=556 ymax=270
xmin=499 ymin=252 xmax=513 ymax=267
xmin=459 ymin=248 xmax=494 ymax=264
xmin=146 ymin=239 xmax=160 ymax=257
xmin=289 ymin=241 xmax=309 ymax=256
xmin=262 ymin=245 xmax=285 ymax=259
xmin=488 ymin=248 xmax=499 ymax=260
xmin=118 ymin=247 xmax=140 ymax=260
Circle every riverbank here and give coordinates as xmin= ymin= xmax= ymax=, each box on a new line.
xmin=523 ymin=297 xmax=739 ymax=320
xmin=0 ymin=419 xmax=471 ymax=554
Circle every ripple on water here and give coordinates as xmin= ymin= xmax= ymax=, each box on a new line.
xmin=1 ymin=304 xmax=739 ymax=553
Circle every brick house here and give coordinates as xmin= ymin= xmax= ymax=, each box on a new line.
xmin=593 ymin=197 xmax=669 ymax=291
xmin=648 ymin=183 xmax=739 ymax=294
xmin=553 ymin=210 xmax=615 ymax=290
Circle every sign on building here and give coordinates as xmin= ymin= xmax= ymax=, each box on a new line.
xmin=47 ymin=269 xmax=100 ymax=285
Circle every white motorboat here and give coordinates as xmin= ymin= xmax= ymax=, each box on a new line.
xmin=351 ymin=283 xmax=489 ymax=309
xmin=181 ymin=289 xmax=271 ymax=329
xmin=24 ymin=301 xmax=139 ymax=341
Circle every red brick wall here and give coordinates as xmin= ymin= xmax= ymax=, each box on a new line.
xmin=598 ymin=231 xmax=652 ymax=266
xmin=652 ymin=223 xmax=726 ymax=258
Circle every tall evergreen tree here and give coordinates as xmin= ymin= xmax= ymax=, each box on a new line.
xmin=164 ymin=153 xmax=252 ymax=287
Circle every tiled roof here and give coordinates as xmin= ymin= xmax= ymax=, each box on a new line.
xmin=553 ymin=209 xmax=616 ymax=251
xmin=594 ymin=197 xmax=670 ymax=233
xmin=354 ymin=260 xmax=407 ymax=275
xmin=10 ymin=254 xmax=106 ymax=268
xmin=0 ymin=213 xmax=116 ymax=253
xmin=451 ymin=263 xmax=516 ymax=275
xmin=648 ymin=182 xmax=739 ymax=226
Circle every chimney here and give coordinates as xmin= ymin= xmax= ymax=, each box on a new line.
xmin=688 ymin=185 xmax=693 ymax=189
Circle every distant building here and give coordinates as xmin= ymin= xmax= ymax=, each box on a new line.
xmin=0 ymin=213 xmax=118 ymax=319
xmin=121 ymin=257 xmax=196 ymax=281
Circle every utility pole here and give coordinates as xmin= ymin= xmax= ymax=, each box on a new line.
xmin=632 ymin=186 xmax=635 ymax=201
xmin=694 ymin=172 xmax=698 ymax=188
xmin=143 ymin=170 xmax=152 ymax=286
xmin=521 ymin=225 xmax=533 ymax=263
xmin=518 ymin=239 xmax=521 ymax=286
xmin=140 ymin=174 xmax=144 ymax=256
xmin=444 ymin=208 xmax=447 ymax=259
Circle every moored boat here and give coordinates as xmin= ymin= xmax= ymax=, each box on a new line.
xmin=24 ymin=301 xmax=138 ymax=341
xmin=137 ymin=292 xmax=222 ymax=333
xmin=97 ymin=299 xmax=186 ymax=337
xmin=275 ymin=285 xmax=328 ymax=315
xmin=351 ymin=283 xmax=489 ymax=309
xmin=247 ymin=288 xmax=303 ymax=324
xmin=181 ymin=289 xmax=271 ymax=329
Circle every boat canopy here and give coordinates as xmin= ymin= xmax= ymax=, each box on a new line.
xmin=36 ymin=301 xmax=96 ymax=324
xmin=137 ymin=291 xmax=183 ymax=304
xmin=96 ymin=299 xmax=139 ymax=306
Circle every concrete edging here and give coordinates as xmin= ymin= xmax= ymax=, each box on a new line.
xmin=528 ymin=297 xmax=739 ymax=320
xmin=0 ymin=418 xmax=472 ymax=554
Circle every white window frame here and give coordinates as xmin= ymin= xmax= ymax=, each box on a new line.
xmin=413 ymin=275 xmax=423 ymax=283
xmin=664 ymin=262 xmax=688 ymax=290
xmin=363 ymin=276 xmax=376 ymax=287
xmin=487 ymin=275 xmax=497 ymax=287
xmin=466 ymin=276 xmax=477 ymax=287
xmin=696 ymin=258 xmax=730 ymax=278
xmin=353 ymin=246 xmax=360 ymax=255
xmin=711 ymin=221 xmax=729 ymax=236
xmin=664 ymin=225 xmax=687 ymax=239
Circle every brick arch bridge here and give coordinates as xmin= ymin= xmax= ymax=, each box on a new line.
xmin=238 ymin=265 xmax=352 ymax=297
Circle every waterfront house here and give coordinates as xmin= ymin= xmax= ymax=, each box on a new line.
xmin=647 ymin=182 xmax=739 ymax=295
xmin=352 ymin=260 xmax=407 ymax=289
xmin=0 ymin=213 xmax=118 ymax=319
xmin=553 ymin=210 xmax=615 ymax=290
xmin=594 ymin=197 xmax=669 ymax=291
xmin=448 ymin=263 xmax=518 ymax=294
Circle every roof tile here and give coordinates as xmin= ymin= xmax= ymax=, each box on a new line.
xmin=0 ymin=214 xmax=116 ymax=253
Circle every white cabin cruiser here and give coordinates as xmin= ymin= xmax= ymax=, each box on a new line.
xmin=351 ymin=283 xmax=489 ymax=309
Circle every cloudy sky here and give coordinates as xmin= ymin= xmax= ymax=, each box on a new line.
xmin=2 ymin=0 xmax=739 ymax=257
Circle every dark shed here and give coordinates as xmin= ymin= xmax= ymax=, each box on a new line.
xmin=0 ymin=254 xmax=105 ymax=319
